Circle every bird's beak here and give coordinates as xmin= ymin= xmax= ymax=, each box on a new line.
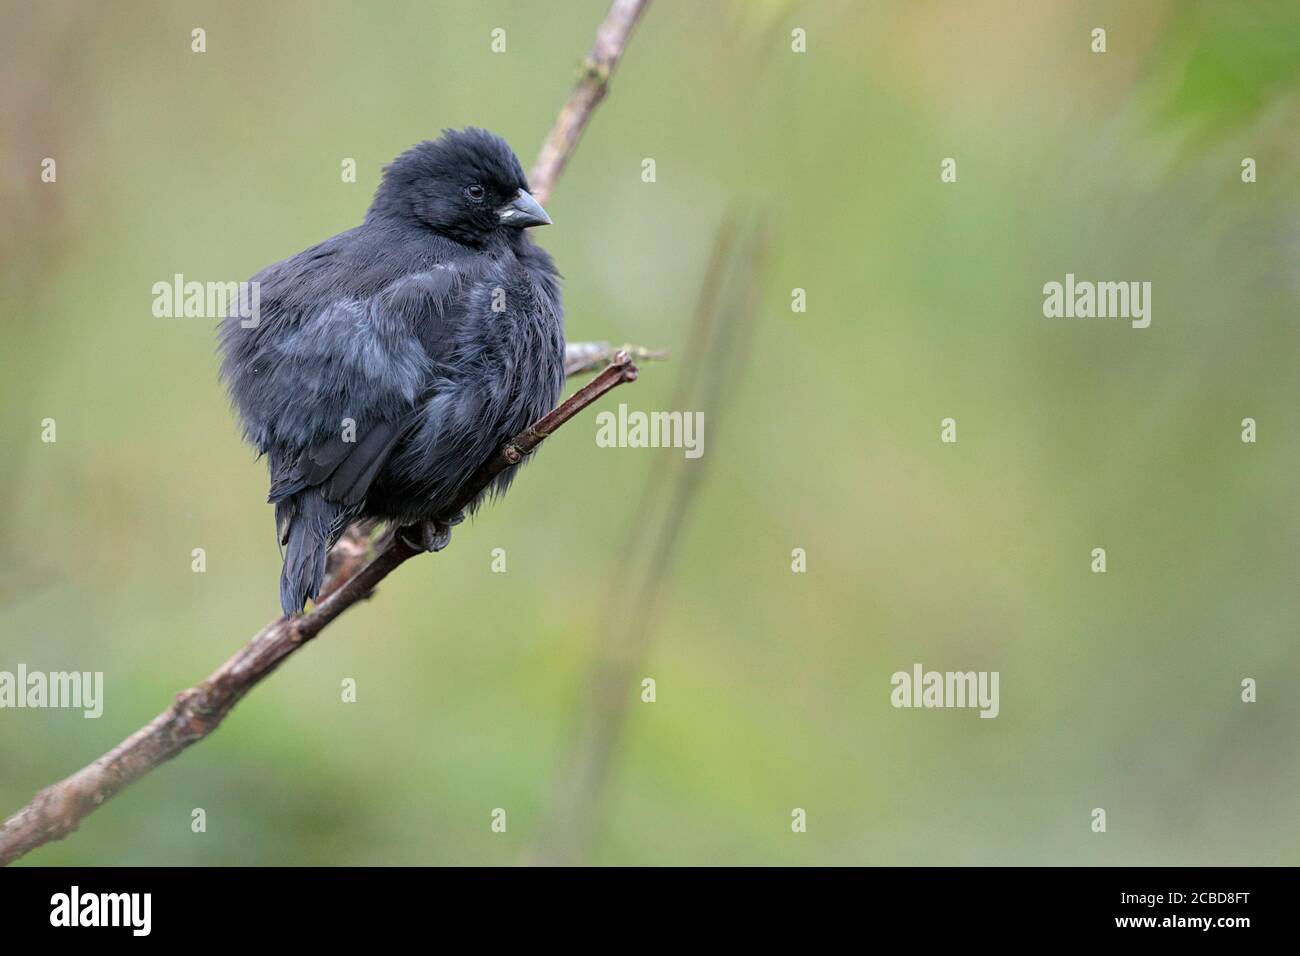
xmin=498 ymin=189 xmax=551 ymax=228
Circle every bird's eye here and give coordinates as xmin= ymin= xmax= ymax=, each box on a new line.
xmin=465 ymin=183 xmax=486 ymax=202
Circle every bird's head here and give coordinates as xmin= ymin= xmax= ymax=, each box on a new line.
xmin=369 ymin=128 xmax=551 ymax=244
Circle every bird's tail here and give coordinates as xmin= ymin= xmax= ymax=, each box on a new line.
xmin=276 ymin=491 xmax=341 ymax=616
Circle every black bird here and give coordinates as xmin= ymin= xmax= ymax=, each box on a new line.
xmin=218 ymin=128 xmax=564 ymax=615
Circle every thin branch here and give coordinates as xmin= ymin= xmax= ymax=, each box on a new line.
xmin=0 ymin=355 xmax=639 ymax=866
xmin=529 ymin=0 xmax=650 ymax=205
xmin=564 ymin=340 xmax=669 ymax=377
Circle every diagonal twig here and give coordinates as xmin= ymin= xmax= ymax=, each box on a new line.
xmin=0 ymin=355 xmax=639 ymax=866
xmin=529 ymin=0 xmax=650 ymax=206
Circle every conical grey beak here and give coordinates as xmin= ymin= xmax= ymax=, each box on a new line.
xmin=498 ymin=189 xmax=551 ymax=228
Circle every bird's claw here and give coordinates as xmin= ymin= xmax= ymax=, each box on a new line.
xmin=399 ymin=514 xmax=462 ymax=553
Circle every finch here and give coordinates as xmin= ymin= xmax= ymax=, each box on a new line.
xmin=218 ymin=128 xmax=564 ymax=615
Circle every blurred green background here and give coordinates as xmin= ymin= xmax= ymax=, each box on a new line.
xmin=2 ymin=0 xmax=1298 ymax=866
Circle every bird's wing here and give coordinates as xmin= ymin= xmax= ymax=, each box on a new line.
xmin=220 ymin=258 xmax=466 ymax=510
xmin=267 ymin=416 xmax=410 ymax=507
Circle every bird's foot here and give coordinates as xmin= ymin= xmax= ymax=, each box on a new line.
xmin=398 ymin=512 xmax=465 ymax=553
